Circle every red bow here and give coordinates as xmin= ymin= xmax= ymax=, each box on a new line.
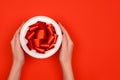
xmin=25 ymin=21 xmax=58 ymax=53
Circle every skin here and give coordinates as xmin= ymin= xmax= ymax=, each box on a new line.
xmin=8 ymin=26 xmax=24 ymax=80
xmin=8 ymin=23 xmax=74 ymax=80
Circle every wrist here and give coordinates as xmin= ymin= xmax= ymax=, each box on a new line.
xmin=60 ymin=59 xmax=71 ymax=67
xmin=60 ymin=57 xmax=72 ymax=65
xmin=13 ymin=60 xmax=24 ymax=68
xmin=13 ymin=57 xmax=24 ymax=65
xmin=60 ymin=60 xmax=74 ymax=80
xmin=8 ymin=59 xmax=23 ymax=80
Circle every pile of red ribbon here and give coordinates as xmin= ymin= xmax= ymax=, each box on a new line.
xmin=25 ymin=21 xmax=58 ymax=53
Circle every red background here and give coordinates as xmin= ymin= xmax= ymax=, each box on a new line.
xmin=0 ymin=0 xmax=120 ymax=80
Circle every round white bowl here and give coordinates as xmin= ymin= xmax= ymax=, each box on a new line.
xmin=20 ymin=16 xmax=62 ymax=58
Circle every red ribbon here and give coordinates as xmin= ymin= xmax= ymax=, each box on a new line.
xmin=25 ymin=21 xmax=58 ymax=53
xmin=29 ymin=26 xmax=39 ymax=31
xmin=36 ymin=29 xmax=46 ymax=39
xmin=27 ymin=40 xmax=33 ymax=50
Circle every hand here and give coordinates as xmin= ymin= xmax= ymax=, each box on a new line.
xmin=58 ymin=23 xmax=74 ymax=80
xmin=8 ymin=25 xmax=25 ymax=80
xmin=10 ymin=26 xmax=24 ymax=64
xmin=59 ymin=23 xmax=74 ymax=64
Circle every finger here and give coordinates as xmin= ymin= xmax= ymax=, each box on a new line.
xmin=58 ymin=23 xmax=73 ymax=43
xmin=14 ymin=27 xmax=21 ymax=45
xmin=15 ymin=31 xmax=20 ymax=45
xmin=11 ymin=38 xmax=15 ymax=50
xmin=58 ymin=23 xmax=67 ymax=35
xmin=14 ymin=30 xmax=21 ymax=49
xmin=11 ymin=33 xmax=16 ymax=48
xmin=11 ymin=22 xmax=25 ymax=53
xmin=14 ymin=22 xmax=25 ymax=42
xmin=60 ymin=34 xmax=68 ymax=53
xmin=59 ymin=23 xmax=71 ymax=40
xmin=14 ymin=22 xmax=25 ymax=47
xmin=62 ymin=34 xmax=68 ymax=46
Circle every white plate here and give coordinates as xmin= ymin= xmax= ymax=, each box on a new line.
xmin=20 ymin=16 xmax=62 ymax=58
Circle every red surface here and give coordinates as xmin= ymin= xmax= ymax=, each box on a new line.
xmin=0 ymin=0 xmax=120 ymax=80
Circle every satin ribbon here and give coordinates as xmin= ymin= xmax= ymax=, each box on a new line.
xmin=25 ymin=21 xmax=58 ymax=53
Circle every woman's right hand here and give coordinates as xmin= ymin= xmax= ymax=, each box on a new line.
xmin=58 ymin=23 xmax=74 ymax=80
xmin=59 ymin=23 xmax=74 ymax=64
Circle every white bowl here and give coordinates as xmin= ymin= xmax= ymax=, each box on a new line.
xmin=20 ymin=16 xmax=62 ymax=58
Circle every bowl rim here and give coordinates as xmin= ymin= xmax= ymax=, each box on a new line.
xmin=20 ymin=16 xmax=62 ymax=58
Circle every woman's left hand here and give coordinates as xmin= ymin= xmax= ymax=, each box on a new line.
xmin=10 ymin=26 xmax=24 ymax=64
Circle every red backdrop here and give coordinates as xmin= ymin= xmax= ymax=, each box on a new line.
xmin=0 ymin=0 xmax=120 ymax=80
